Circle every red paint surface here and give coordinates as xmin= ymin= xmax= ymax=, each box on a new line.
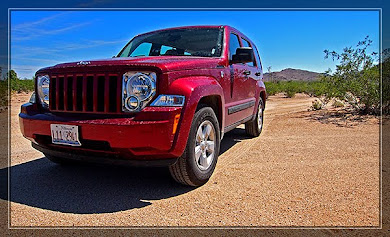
xmin=20 ymin=25 xmax=266 ymax=162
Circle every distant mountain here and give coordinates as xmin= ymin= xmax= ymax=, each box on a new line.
xmin=263 ymin=68 xmax=323 ymax=82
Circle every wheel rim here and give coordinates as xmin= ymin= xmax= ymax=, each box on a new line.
xmin=258 ymin=103 xmax=263 ymax=131
xmin=195 ymin=120 xmax=216 ymax=171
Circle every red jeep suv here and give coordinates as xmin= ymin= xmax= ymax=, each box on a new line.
xmin=19 ymin=25 xmax=266 ymax=186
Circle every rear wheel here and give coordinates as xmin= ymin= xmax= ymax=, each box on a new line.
xmin=245 ymin=97 xmax=264 ymax=137
xmin=169 ymin=106 xmax=220 ymax=186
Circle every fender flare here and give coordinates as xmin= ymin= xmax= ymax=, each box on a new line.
xmin=166 ymin=76 xmax=225 ymax=157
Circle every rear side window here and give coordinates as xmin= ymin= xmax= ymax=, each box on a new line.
xmin=253 ymin=44 xmax=262 ymax=70
xmin=241 ymin=38 xmax=255 ymax=67
xmin=229 ymin=33 xmax=241 ymax=61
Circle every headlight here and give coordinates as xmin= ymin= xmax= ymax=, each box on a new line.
xmin=151 ymin=95 xmax=185 ymax=107
xmin=122 ymin=72 xmax=156 ymax=112
xmin=37 ymin=75 xmax=50 ymax=108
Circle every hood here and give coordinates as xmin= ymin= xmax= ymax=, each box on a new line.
xmin=38 ymin=56 xmax=225 ymax=74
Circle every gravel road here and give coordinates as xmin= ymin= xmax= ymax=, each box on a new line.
xmin=2 ymin=93 xmax=380 ymax=227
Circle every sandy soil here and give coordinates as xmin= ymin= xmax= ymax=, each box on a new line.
xmin=2 ymin=92 xmax=380 ymax=228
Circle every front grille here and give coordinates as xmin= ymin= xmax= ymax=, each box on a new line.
xmin=49 ymin=74 xmax=122 ymax=113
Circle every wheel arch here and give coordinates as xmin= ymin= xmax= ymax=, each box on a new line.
xmin=197 ymin=95 xmax=223 ymax=133
xmin=260 ymin=90 xmax=266 ymax=108
xmin=166 ymin=76 xmax=225 ymax=157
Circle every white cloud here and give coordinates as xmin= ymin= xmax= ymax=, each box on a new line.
xmin=11 ymin=12 xmax=93 ymax=41
xmin=10 ymin=39 xmax=129 ymax=78
xmin=61 ymin=39 xmax=129 ymax=50
xmin=12 ymin=12 xmax=69 ymax=30
xmin=10 ymin=65 xmax=42 ymax=79
xmin=12 ymin=39 xmax=128 ymax=59
xmin=12 ymin=22 xmax=93 ymax=41
xmin=11 ymin=56 xmax=60 ymax=64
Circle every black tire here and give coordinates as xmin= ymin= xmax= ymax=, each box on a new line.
xmin=45 ymin=154 xmax=75 ymax=165
xmin=245 ymin=97 xmax=264 ymax=137
xmin=169 ymin=106 xmax=220 ymax=186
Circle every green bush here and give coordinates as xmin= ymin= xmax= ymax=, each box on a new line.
xmin=332 ymin=100 xmax=344 ymax=108
xmin=322 ymin=36 xmax=380 ymax=114
xmin=9 ymin=78 xmax=34 ymax=93
xmin=264 ymin=81 xmax=282 ymax=96
xmin=0 ymin=80 xmax=7 ymax=107
xmin=265 ymin=80 xmax=327 ymax=98
xmin=306 ymin=81 xmax=327 ymax=97
xmin=5 ymin=70 xmax=35 ymax=93
xmin=285 ymin=89 xmax=296 ymax=98
xmin=284 ymin=81 xmax=300 ymax=97
xmin=311 ymin=99 xmax=323 ymax=110
xmin=0 ymin=70 xmax=35 ymax=108
xmin=382 ymin=49 xmax=389 ymax=114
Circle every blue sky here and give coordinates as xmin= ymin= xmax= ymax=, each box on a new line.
xmin=10 ymin=10 xmax=379 ymax=79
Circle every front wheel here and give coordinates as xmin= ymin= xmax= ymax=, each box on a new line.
xmin=169 ymin=106 xmax=220 ymax=186
xmin=245 ymin=97 xmax=264 ymax=137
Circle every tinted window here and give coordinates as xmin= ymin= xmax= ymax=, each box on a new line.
xmin=241 ymin=38 xmax=255 ymax=67
xmin=129 ymin=42 xmax=152 ymax=57
xmin=229 ymin=33 xmax=241 ymax=61
xmin=119 ymin=28 xmax=224 ymax=58
xmin=160 ymin=45 xmax=192 ymax=56
xmin=253 ymin=44 xmax=262 ymax=70
xmin=160 ymin=45 xmax=174 ymax=55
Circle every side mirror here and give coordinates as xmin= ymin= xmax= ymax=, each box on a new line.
xmin=231 ymin=47 xmax=254 ymax=64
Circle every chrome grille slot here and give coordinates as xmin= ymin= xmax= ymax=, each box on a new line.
xmin=49 ymin=73 xmax=121 ymax=114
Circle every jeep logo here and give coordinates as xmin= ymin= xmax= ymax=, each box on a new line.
xmin=77 ymin=61 xmax=91 ymax=65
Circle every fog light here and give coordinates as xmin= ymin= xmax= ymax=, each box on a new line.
xmin=125 ymin=96 xmax=139 ymax=110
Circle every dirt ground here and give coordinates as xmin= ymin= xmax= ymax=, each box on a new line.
xmin=1 ymin=92 xmax=381 ymax=228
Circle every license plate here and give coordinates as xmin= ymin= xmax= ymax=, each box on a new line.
xmin=50 ymin=124 xmax=81 ymax=146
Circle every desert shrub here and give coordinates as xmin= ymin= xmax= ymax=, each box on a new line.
xmin=264 ymin=81 xmax=282 ymax=96
xmin=265 ymin=80 xmax=327 ymax=98
xmin=7 ymin=70 xmax=34 ymax=93
xmin=311 ymin=99 xmax=323 ymax=110
xmin=382 ymin=49 xmax=390 ymax=114
xmin=285 ymin=88 xmax=296 ymax=98
xmin=10 ymin=78 xmax=34 ymax=93
xmin=284 ymin=81 xmax=303 ymax=97
xmin=0 ymin=70 xmax=35 ymax=107
xmin=0 ymin=80 xmax=7 ymax=107
xmin=307 ymin=81 xmax=327 ymax=97
xmin=322 ymin=36 xmax=380 ymax=114
xmin=332 ymin=100 xmax=344 ymax=108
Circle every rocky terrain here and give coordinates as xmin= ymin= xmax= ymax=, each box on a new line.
xmin=263 ymin=68 xmax=323 ymax=82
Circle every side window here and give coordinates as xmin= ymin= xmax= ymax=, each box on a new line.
xmin=229 ymin=33 xmax=241 ymax=61
xmin=160 ymin=45 xmax=174 ymax=55
xmin=253 ymin=44 xmax=262 ymax=70
xmin=130 ymin=42 xmax=152 ymax=57
xmin=241 ymin=38 xmax=255 ymax=67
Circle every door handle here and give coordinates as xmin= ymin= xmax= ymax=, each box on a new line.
xmin=243 ymin=70 xmax=251 ymax=75
xmin=255 ymin=72 xmax=261 ymax=76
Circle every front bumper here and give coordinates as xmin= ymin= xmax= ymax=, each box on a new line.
xmin=19 ymin=103 xmax=184 ymax=164
xmin=32 ymin=143 xmax=177 ymax=167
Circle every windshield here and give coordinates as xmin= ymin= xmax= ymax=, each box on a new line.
xmin=118 ymin=28 xmax=224 ymax=58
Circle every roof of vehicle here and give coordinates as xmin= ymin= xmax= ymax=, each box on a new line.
xmin=134 ymin=25 xmax=251 ymax=43
xmin=135 ymin=25 xmax=225 ymax=37
xmin=136 ymin=25 xmax=247 ymax=36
